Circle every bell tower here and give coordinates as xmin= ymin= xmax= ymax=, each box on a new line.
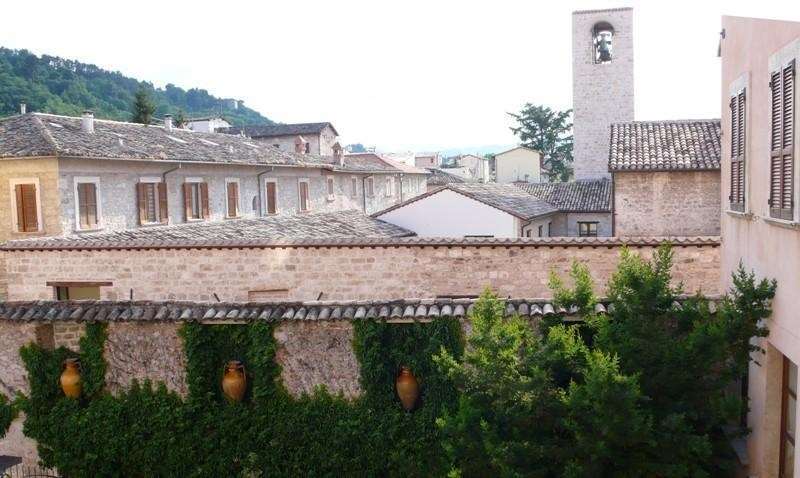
xmin=572 ymin=7 xmax=634 ymax=179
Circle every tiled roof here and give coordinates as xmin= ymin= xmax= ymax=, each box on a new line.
xmin=0 ymin=296 xmax=717 ymax=323
xmin=0 ymin=234 xmax=719 ymax=252
xmin=609 ymin=119 xmax=721 ymax=172
xmin=218 ymin=122 xmax=338 ymax=137
xmin=426 ymin=168 xmax=472 ymax=186
xmin=0 ymin=113 xmax=328 ymax=168
xmin=2 ymin=210 xmax=412 ymax=250
xmin=375 ymin=183 xmax=558 ymax=221
xmin=515 ymin=179 xmax=612 ymax=212
xmin=337 ymin=153 xmax=428 ymax=174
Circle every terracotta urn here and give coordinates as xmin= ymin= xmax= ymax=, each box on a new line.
xmin=395 ymin=366 xmax=419 ymax=411
xmin=60 ymin=358 xmax=82 ymax=399
xmin=222 ymin=361 xmax=247 ymax=403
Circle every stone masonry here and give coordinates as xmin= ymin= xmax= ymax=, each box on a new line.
xmin=614 ymin=171 xmax=721 ymax=236
xmin=572 ymin=8 xmax=634 ymax=179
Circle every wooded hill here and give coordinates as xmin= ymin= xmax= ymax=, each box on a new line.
xmin=0 ymin=48 xmax=273 ymax=125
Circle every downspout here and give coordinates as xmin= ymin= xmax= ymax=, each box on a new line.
xmin=257 ymin=167 xmax=274 ymax=216
xmin=611 ymin=175 xmax=616 ymax=237
xmin=161 ymin=164 xmax=181 ymax=182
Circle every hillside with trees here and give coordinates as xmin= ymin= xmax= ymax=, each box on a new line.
xmin=0 ymin=48 xmax=274 ymax=125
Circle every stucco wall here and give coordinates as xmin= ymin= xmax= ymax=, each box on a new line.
xmin=572 ymin=8 xmax=634 ymax=180
xmin=494 ymin=148 xmax=541 ymax=183
xmin=614 ymin=171 xmax=721 ymax=236
xmin=720 ymin=16 xmax=800 ymax=477
xmin=4 ymin=241 xmax=721 ymax=303
xmin=0 ymin=157 xmax=62 ymax=243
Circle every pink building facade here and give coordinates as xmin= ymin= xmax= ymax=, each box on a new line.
xmin=720 ymin=16 xmax=800 ymax=477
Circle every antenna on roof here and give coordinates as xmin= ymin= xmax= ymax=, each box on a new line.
xmin=213 ymin=293 xmax=221 ymax=303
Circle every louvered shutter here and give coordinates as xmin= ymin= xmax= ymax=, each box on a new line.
xmin=15 ymin=184 xmax=38 ymax=232
xmin=770 ymin=63 xmax=796 ymax=219
xmin=200 ymin=183 xmax=209 ymax=219
xmin=730 ymin=90 xmax=746 ymax=211
xmin=136 ymin=183 xmax=147 ymax=225
xmin=78 ymin=183 xmax=98 ymax=228
xmin=183 ymin=183 xmax=192 ymax=221
xmin=266 ymin=182 xmax=277 ymax=214
xmin=158 ymin=182 xmax=169 ymax=224
xmin=227 ymin=182 xmax=239 ymax=217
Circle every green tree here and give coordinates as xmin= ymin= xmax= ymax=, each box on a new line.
xmin=130 ymin=87 xmax=156 ymax=125
xmin=173 ymin=109 xmax=187 ymax=128
xmin=508 ymin=104 xmax=573 ymax=182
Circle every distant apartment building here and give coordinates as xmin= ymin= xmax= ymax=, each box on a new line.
xmin=414 ymin=152 xmax=442 ymax=168
xmin=494 ymin=147 xmax=543 ymax=183
xmin=719 ymin=16 xmax=800 ymax=477
xmin=0 ymin=112 xmax=427 ymax=244
xmin=219 ymin=122 xmax=340 ymax=157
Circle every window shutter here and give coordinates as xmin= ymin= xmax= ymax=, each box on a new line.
xmin=227 ymin=182 xmax=239 ymax=217
xmin=266 ymin=182 xmax=277 ymax=214
xmin=730 ymin=90 xmax=746 ymax=211
xmin=200 ymin=182 xmax=210 ymax=218
xmin=79 ymin=183 xmax=98 ymax=228
xmin=770 ymin=70 xmax=785 ymax=218
xmin=183 ymin=183 xmax=192 ymax=221
xmin=157 ymin=182 xmax=169 ymax=224
xmin=137 ymin=183 xmax=147 ymax=225
xmin=782 ymin=62 xmax=795 ymax=219
xmin=14 ymin=184 xmax=25 ymax=231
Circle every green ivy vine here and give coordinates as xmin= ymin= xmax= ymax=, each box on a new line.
xmin=0 ymin=394 xmax=15 ymax=438
xmin=17 ymin=317 xmax=463 ymax=477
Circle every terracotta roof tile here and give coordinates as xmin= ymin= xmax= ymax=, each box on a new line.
xmin=515 ymin=179 xmax=611 ymax=212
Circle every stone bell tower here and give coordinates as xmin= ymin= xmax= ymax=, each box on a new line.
xmin=572 ymin=7 xmax=634 ymax=179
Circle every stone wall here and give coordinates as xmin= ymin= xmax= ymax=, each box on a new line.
xmin=614 ymin=171 xmax=721 ymax=236
xmin=0 ymin=157 xmax=62 ymax=243
xmin=4 ymin=240 xmax=721 ymax=302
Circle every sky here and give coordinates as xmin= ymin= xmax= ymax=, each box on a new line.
xmin=1 ymin=1 xmax=798 ymax=152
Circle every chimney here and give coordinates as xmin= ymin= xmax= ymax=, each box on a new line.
xmin=19 ymin=102 xmax=26 ymax=114
xmin=333 ymin=144 xmax=343 ymax=166
xmin=164 ymin=114 xmax=173 ymax=132
xmin=81 ymin=110 xmax=94 ymax=134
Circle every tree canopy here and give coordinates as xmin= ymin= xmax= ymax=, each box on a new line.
xmin=508 ymin=104 xmax=574 ymax=182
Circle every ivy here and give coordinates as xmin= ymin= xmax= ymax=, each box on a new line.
xmin=18 ymin=318 xmax=463 ymax=477
xmin=0 ymin=394 xmax=15 ymax=438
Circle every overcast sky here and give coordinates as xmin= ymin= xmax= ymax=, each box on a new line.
xmin=1 ymin=1 xmax=798 ymax=151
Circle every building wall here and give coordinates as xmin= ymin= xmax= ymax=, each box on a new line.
xmin=540 ymin=212 xmax=612 ymax=237
xmin=720 ymin=16 xmax=800 ymax=478
xmin=0 ymin=157 xmax=62 ymax=243
xmin=250 ymin=126 xmax=337 ymax=156
xmin=572 ymin=8 xmax=634 ymax=180
xmin=375 ymin=189 xmax=522 ymax=237
xmin=3 ymin=241 xmax=721 ymax=303
xmin=614 ymin=171 xmax=721 ymax=236
xmin=521 ymin=215 xmax=555 ymax=238
xmin=494 ymin=148 xmax=542 ymax=183
xmin=456 ymin=155 xmax=490 ymax=182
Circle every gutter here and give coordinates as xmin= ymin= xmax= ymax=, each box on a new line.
xmin=162 ymin=164 xmax=182 ymax=182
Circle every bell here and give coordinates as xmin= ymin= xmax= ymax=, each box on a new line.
xmin=221 ymin=361 xmax=247 ymax=402
xmin=60 ymin=358 xmax=82 ymax=399
xmin=395 ymin=366 xmax=419 ymax=411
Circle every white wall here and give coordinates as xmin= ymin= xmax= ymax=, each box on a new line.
xmin=375 ymin=188 xmax=520 ymax=237
xmin=495 ymin=148 xmax=542 ymax=183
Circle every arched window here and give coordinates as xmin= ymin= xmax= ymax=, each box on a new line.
xmin=592 ymin=22 xmax=614 ymax=63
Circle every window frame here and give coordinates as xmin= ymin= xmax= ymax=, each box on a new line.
xmin=366 ymin=177 xmax=375 ymax=198
xmin=225 ymin=178 xmax=242 ymax=218
xmin=578 ymin=221 xmax=599 ymax=237
xmin=326 ymin=176 xmax=335 ymax=202
xmin=137 ymin=177 xmax=165 ymax=225
xmin=10 ymin=177 xmax=43 ymax=233
xmin=183 ymin=177 xmax=206 ymax=222
xmin=73 ymin=176 xmax=102 ymax=231
xmin=351 ymin=176 xmax=359 ymax=198
xmin=769 ymin=60 xmax=796 ymax=221
xmin=385 ymin=177 xmax=394 ymax=197
xmin=298 ymin=178 xmax=310 ymax=212
xmin=729 ymin=88 xmax=747 ymax=212
xmin=264 ymin=178 xmax=278 ymax=215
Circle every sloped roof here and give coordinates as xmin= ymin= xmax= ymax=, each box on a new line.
xmin=2 ymin=210 xmax=412 ymax=250
xmin=426 ymin=168 xmax=472 ymax=186
xmin=337 ymin=153 xmax=428 ymax=174
xmin=374 ymin=183 xmax=558 ymax=220
xmin=219 ymin=122 xmax=339 ymax=137
xmin=0 ymin=113 xmax=328 ymax=167
xmin=515 ymin=179 xmax=612 ymax=212
xmin=609 ymin=119 xmax=721 ymax=172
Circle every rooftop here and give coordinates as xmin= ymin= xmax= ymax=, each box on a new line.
xmin=609 ymin=119 xmax=721 ymax=172
xmin=426 ymin=168 xmax=472 ymax=186
xmin=218 ymin=122 xmax=339 ymax=138
xmin=2 ymin=210 xmax=413 ymax=250
xmin=374 ymin=183 xmax=559 ymax=220
xmin=339 ymin=152 xmax=429 ymax=174
xmin=0 ymin=113 xmax=326 ymax=168
xmin=515 ymin=179 xmax=612 ymax=213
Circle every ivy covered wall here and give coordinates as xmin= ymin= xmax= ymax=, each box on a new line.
xmin=14 ymin=318 xmax=464 ymax=477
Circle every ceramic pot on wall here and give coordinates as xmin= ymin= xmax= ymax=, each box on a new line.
xmin=222 ymin=361 xmax=247 ymax=402
xmin=395 ymin=366 xmax=419 ymax=411
xmin=60 ymin=358 xmax=82 ymax=399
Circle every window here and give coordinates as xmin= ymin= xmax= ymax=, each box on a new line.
xmin=366 ymin=177 xmax=375 ymax=197
xmin=538 ymin=225 xmax=544 ymax=237
xmin=136 ymin=180 xmax=167 ymax=225
xmin=385 ymin=177 xmax=394 ymax=197
xmin=770 ymin=61 xmax=795 ymax=220
xmin=298 ymin=179 xmax=310 ymax=212
xmin=265 ymin=179 xmax=277 ymax=214
xmin=74 ymin=178 xmax=100 ymax=230
xmin=782 ymin=357 xmax=798 ymax=478
xmin=183 ymin=179 xmax=209 ymax=221
xmin=327 ymin=177 xmax=335 ymax=201
xmin=305 ymin=142 xmax=311 ymax=154
xmin=272 ymin=144 xmax=280 ymax=149
xmin=578 ymin=222 xmax=598 ymax=237
xmin=592 ymin=22 xmax=614 ymax=63
xmin=525 ymin=230 xmax=532 ymax=238
xmin=547 ymin=222 xmax=551 ymax=236
xmin=351 ymin=177 xmax=358 ymax=197
xmin=226 ymin=179 xmax=240 ymax=218
xmin=49 ymin=281 xmax=110 ymax=300
xmin=10 ymin=178 xmax=41 ymax=233
xmin=730 ymin=89 xmax=747 ymax=211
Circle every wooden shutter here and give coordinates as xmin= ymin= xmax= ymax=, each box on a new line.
xmin=15 ymin=184 xmax=38 ymax=232
xmin=299 ymin=182 xmax=308 ymax=211
xmin=266 ymin=182 xmax=277 ymax=214
xmin=227 ymin=182 xmax=239 ymax=217
xmin=78 ymin=183 xmax=97 ymax=228
xmin=770 ymin=63 xmax=796 ymax=220
xmin=158 ymin=182 xmax=169 ymax=224
xmin=200 ymin=183 xmax=210 ymax=218
xmin=182 ymin=183 xmax=192 ymax=221
xmin=730 ymin=90 xmax=746 ymax=211
xmin=136 ymin=183 xmax=147 ymax=225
